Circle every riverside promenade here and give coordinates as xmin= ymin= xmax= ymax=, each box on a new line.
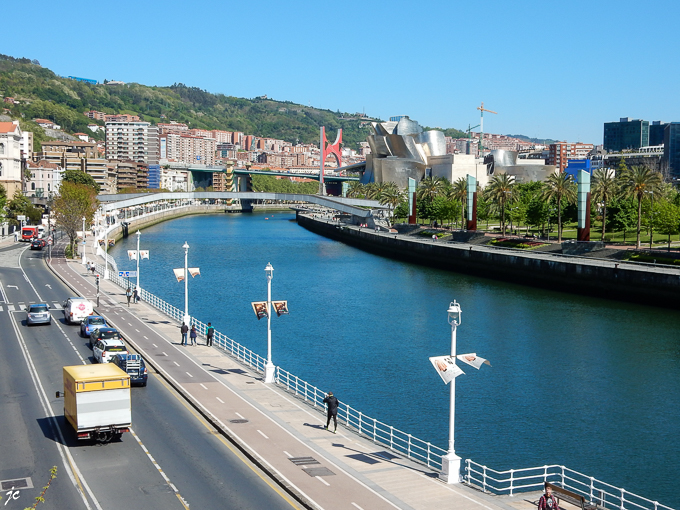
xmin=42 ymin=236 xmax=543 ymax=510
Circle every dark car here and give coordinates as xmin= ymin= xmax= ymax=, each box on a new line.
xmin=30 ymin=239 xmax=45 ymax=250
xmin=80 ymin=315 xmax=107 ymax=338
xmin=26 ymin=303 xmax=51 ymax=326
xmin=89 ymin=327 xmax=121 ymax=348
xmin=112 ymin=354 xmax=148 ymax=386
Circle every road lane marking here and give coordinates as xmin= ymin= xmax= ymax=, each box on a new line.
xmin=284 ymin=451 xmax=292 ymax=458
xmin=200 ymin=383 xmax=208 ymax=389
xmin=351 ymin=503 xmax=364 ymax=510
xmin=135 ymin=329 xmax=140 ymax=332
xmin=162 ymin=352 xmax=168 ymax=356
xmin=316 ymin=476 xmax=330 ymax=486
xmin=173 ymin=361 xmax=180 ymax=366
xmin=152 ymin=376 xmax=304 ymax=510
xmin=186 ymin=372 xmax=193 ymax=378
xmin=257 ymin=430 xmax=269 ymax=439
xmin=129 ymin=429 xmax=190 ymax=510
xmin=235 ymin=412 xmax=245 ymax=420
xmin=216 ymin=397 xmax=224 ymax=404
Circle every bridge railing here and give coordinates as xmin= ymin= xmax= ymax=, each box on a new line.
xmin=464 ymin=461 xmax=673 ymax=510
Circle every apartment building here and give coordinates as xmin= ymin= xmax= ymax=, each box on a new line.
xmin=159 ymin=133 xmax=216 ymax=165
xmin=26 ymin=160 xmax=61 ymax=197
xmin=105 ymin=114 xmax=140 ymax=122
xmin=106 ymin=121 xmax=159 ymax=165
xmin=0 ymin=121 xmax=24 ymax=196
xmin=41 ymin=140 xmax=99 ymax=159
xmin=547 ymin=142 xmax=594 ymax=172
xmin=84 ymin=110 xmax=106 ymax=121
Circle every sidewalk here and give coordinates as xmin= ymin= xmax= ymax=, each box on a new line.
xmin=48 ymin=239 xmax=541 ymax=510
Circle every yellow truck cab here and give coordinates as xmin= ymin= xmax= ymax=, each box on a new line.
xmin=63 ymin=364 xmax=131 ymax=442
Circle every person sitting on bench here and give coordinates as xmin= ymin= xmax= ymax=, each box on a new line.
xmin=538 ymin=485 xmax=560 ymax=510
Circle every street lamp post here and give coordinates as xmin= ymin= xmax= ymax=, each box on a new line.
xmin=136 ymin=230 xmax=141 ymax=292
xmin=104 ymin=222 xmax=110 ymax=280
xmin=441 ymin=300 xmax=462 ymax=484
xmin=183 ymin=242 xmax=190 ymax=326
xmin=81 ymin=216 xmax=86 ymax=264
xmin=264 ymin=263 xmax=276 ymax=383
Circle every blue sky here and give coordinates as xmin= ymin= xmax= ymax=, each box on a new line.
xmin=3 ymin=0 xmax=678 ymax=144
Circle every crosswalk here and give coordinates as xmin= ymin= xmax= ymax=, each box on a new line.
xmin=0 ymin=300 xmax=120 ymax=312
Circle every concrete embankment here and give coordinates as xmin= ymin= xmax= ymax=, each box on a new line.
xmin=297 ymin=214 xmax=680 ymax=309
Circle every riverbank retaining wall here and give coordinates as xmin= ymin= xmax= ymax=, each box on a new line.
xmin=298 ymin=214 xmax=680 ymax=309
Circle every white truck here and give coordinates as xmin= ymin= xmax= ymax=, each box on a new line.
xmin=63 ymin=364 xmax=131 ymax=442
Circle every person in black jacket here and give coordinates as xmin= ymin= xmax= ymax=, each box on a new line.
xmin=323 ymin=392 xmax=339 ymax=433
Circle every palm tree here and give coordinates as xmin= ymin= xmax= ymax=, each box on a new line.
xmin=591 ymin=168 xmax=617 ymax=241
xmin=618 ymin=166 xmax=663 ymax=249
xmin=346 ymin=181 xmax=365 ymax=198
xmin=541 ymin=171 xmax=577 ymax=242
xmin=485 ymin=173 xmax=516 ymax=235
xmin=378 ymin=183 xmax=403 ymax=222
xmin=447 ymin=177 xmax=468 ymax=228
xmin=417 ymin=176 xmax=446 ymax=203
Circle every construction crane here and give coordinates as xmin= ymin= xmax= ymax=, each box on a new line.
xmin=466 ymin=123 xmax=480 ymax=155
xmin=476 ymin=102 xmax=497 ymax=155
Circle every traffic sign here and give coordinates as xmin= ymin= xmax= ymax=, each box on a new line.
xmin=47 ymin=239 xmax=53 ymax=246
xmin=118 ymin=271 xmax=138 ymax=277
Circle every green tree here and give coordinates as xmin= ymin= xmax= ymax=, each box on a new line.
xmin=377 ymin=183 xmax=403 ymax=221
xmin=541 ymin=172 xmax=577 ymax=242
xmin=447 ymin=177 xmax=468 ymax=228
xmin=52 ymin=182 xmax=99 ymax=257
xmin=608 ymin=197 xmax=637 ymax=242
xmin=652 ymin=199 xmax=680 ymax=251
xmin=526 ymin=194 xmax=550 ymax=236
xmin=592 ymin=168 xmax=618 ymax=241
xmin=346 ymin=181 xmax=365 ymax=198
xmin=617 ymin=166 xmax=663 ymax=249
xmin=62 ymin=169 xmax=101 ymax=194
xmin=7 ymin=190 xmax=42 ymax=227
xmin=417 ymin=176 xmax=447 ymax=203
xmin=484 ymin=173 xmax=516 ymax=235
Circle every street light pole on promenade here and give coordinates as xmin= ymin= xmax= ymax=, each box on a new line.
xmin=104 ymin=224 xmax=110 ymax=280
xmin=183 ymin=242 xmax=190 ymax=326
xmin=264 ymin=262 xmax=276 ymax=383
xmin=82 ymin=216 xmax=87 ymax=264
xmin=136 ymin=230 xmax=141 ymax=292
xmin=441 ymin=300 xmax=462 ymax=484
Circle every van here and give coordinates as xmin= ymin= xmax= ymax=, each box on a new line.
xmin=63 ymin=297 xmax=94 ymax=324
xmin=38 ymin=226 xmax=45 ymax=239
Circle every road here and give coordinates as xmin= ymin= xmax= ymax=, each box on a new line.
xmin=0 ymin=242 xmax=302 ymax=510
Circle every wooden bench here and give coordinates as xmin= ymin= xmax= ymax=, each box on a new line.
xmin=545 ymin=482 xmax=597 ymax=510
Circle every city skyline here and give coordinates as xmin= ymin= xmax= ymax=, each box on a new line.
xmin=3 ymin=0 xmax=679 ymax=145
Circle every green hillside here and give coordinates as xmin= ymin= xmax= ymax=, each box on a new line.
xmin=0 ymin=54 xmax=380 ymax=151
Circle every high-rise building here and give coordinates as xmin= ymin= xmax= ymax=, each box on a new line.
xmin=649 ymin=121 xmax=667 ymax=147
xmin=603 ymin=118 xmax=649 ymax=152
xmin=663 ymin=123 xmax=680 ymax=179
xmin=105 ymin=121 xmax=159 ymax=164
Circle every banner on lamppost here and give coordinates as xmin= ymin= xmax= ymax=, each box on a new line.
xmin=127 ymin=250 xmax=137 ymax=261
xmin=173 ymin=267 xmax=200 ymax=282
xmin=251 ymin=301 xmax=268 ymax=320
xmin=429 ymin=355 xmax=464 ymax=384
xmin=272 ymin=300 xmax=289 ymax=316
xmin=140 ymin=250 xmax=150 ymax=259
xmin=457 ymin=353 xmax=491 ymax=370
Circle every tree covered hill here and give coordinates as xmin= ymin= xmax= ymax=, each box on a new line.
xmin=0 ymin=54 xmax=381 ymax=150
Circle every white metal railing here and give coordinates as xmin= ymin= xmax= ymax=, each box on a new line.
xmin=464 ymin=461 xmax=674 ymax=510
xmin=91 ymin=261 xmax=674 ymax=509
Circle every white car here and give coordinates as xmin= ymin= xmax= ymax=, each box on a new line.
xmin=93 ymin=338 xmax=129 ymax=364
xmin=63 ymin=297 xmax=94 ymax=324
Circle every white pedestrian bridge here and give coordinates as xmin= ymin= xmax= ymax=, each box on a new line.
xmin=98 ymin=191 xmax=385 ymax=218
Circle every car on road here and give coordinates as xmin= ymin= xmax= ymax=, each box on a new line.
xmin=112 ymin=354 xmax=148 ymax=386
xmin=92 ymin=338 xmax=128 ymax=364
xmin=80 ymin=315 xmax=107 ymax=338
xmin=89 ymin=327 xmax=121 ymax=348
xmin=26 ymin=303 xmax=51 ymax=326
xmin=30 ymin=239 xmax=45 ymax=250
xmin=63 ymin=297 xmax=94 ymax=324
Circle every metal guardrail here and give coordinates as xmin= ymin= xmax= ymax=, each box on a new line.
xmin=464 ymin=461 xmax=674 ymax=510
xmin=91 ymin=243 xmax=673 ymax=510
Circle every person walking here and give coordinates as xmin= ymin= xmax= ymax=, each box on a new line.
xmin=538 ymin=485 xmax=560 ymax=510
xmin=180 ymin=323 xmax=188 ymax=345
xmin=125 ymin=287 xmax=132 ymax=307
xmin=189 ymin=325 xmax=197 ymax=346
xmin=206 ymin=322 xmax=214 ymax=347
xmin=323 ymin=391 xmax=339 ymax=433
xmin=132 ymin=288 xmax=138 ymax=304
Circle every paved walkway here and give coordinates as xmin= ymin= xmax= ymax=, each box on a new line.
xmin=37 ymin=236 xmax=549 ymax=510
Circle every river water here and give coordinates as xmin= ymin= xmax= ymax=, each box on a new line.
xmin=109 ymin=211 xmax=680 ymax=507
